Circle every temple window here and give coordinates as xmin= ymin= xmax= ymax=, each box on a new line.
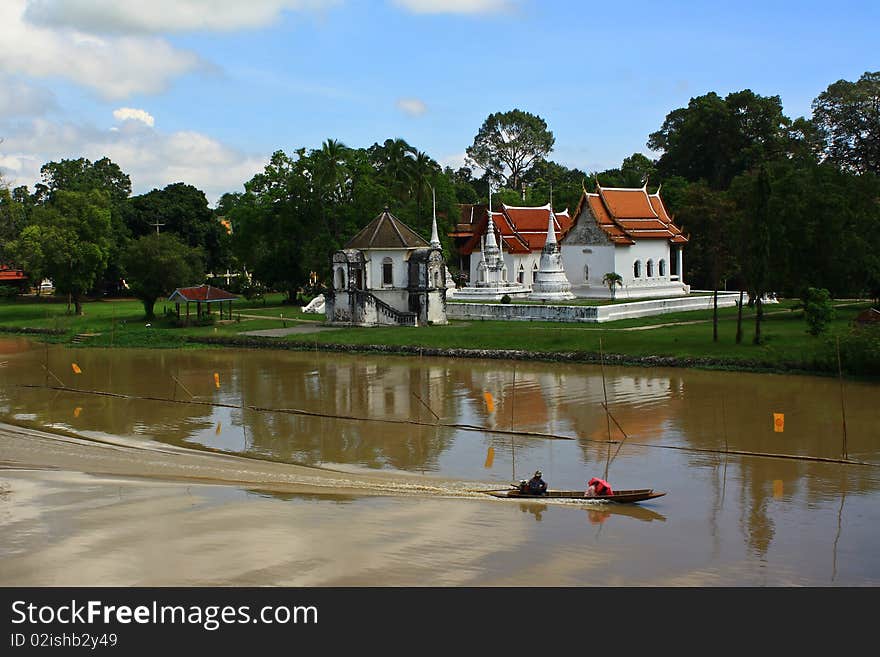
xmin=634 ymin=260 xmax=642 ymax=278
xmin=659 ymin=259 xmax=666 ymax=277
xmin=382 ymin=258 xmax=393 ymax=286
xmin=584 ymin=264 xmax=589 ymax=282
xmin=336 ymin=267 xmax=346 ymax=290
xmin=647 ymin=259 xmax=654 ymax=277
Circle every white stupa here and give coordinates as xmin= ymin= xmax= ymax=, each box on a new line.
xmin=529 ymin=210 xmax=574 ymax=301
xmin=428 ymin=192 xmax=458 ymax=298
xmin=452 ymin=189 xmax=531 ymax=301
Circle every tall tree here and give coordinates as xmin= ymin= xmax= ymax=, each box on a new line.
xmin=34 ymin=157 xmax=131 ymax=204
xmin=466 ymin=109 xmax=555 ymax=191
xmin=733 ymin=167 xmax=774 ymax=344
xmin=648 ymin=91 xmax=790 ymax=189
xmin=676 ymin=183 xmax=736 ymax=341
xmin=20 ymin=190 xmax=112 ymax=314
xmin=124 ymin=183 xmax=227 ymax=272
xmin=122 ymin=233 xmax=205 ymax=319
xmin=811 ymin=70 xmax=880 ymax=174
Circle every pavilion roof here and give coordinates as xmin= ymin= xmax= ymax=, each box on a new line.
xmin=168 ymin=284 xmax=238 ymax=303
xmin=344 ymin=207 xmax=429 ymax=249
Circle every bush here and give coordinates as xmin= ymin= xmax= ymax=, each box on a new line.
xmin=835 ymin=325 xmax=880 ymax=376
xmin=0 ymin=285 xmax=20 ymax=299
xmin=500 ymin=294 xmax=511 ymax=304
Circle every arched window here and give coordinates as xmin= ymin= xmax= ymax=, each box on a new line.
xmin=382 ymin=257 xmax=393 ymax=286
xmin=659 ymin=259 xmax=666 ymax=277
xmin=532 ymin=261 xmax=539 ymax=284
xmin=634 ymin=260 xmax=642 ymax=278
xmin=517 ymin=264 xmax=525 ymax=284
xmin=433 ymin=270 xmax=441 ymax=288
xmin=583 ymin=264 xmax=590 ymax=282
xmin=647 ymin=259 xmax=654 ymax=277
xmin=335 ymin=267 xmax=346 ymax=290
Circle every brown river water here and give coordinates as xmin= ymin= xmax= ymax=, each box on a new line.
xmin=1 ymin=337 xmax=878 ymax=585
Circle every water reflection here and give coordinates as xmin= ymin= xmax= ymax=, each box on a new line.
xmin=1 ymin=339 xmax=880 ymax=584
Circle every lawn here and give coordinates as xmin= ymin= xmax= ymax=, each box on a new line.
xmin=0 ymin=294 xmax=874 ymax=376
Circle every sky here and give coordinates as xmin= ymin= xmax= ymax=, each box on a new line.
xmin=0 ymin=0 xmax=877 ymax=206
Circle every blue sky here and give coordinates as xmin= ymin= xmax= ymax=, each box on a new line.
xmin=0 ymin=0 xmax=877 ymax=205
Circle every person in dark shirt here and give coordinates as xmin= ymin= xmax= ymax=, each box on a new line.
xmin=527 ymin=470 xmax=548 ymax=495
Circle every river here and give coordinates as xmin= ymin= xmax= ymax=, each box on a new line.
xmin=1 ymin=338 xmax=878 ymax=585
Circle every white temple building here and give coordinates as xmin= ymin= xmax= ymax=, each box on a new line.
xmin=559 ymin=183 xmax=689 ymax=299
xmin=325 ymin=208 xmax=448 ymax=326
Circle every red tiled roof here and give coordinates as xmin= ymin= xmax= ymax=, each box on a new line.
xmin=457 ymin=204 xmax=571 ymax=255
xmin=0 ymin=265 xmax=26 ymax=281
xmin=168 ymin=285 xmax=238 ymax=302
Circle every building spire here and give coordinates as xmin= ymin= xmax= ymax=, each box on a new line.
xmin=429 ymin=185 xmax=440 ymax=249
xmin=545 ymin=209 xmax=557 ymax=247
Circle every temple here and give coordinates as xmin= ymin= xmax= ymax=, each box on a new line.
xmin=559 ymin=182 xmax=689 ymax=299
xmin=325 ymin=207 xmax=448 ymax=326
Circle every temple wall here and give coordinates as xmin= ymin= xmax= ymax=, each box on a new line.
xmin=446 ymin=292 xmax=744 ymax=323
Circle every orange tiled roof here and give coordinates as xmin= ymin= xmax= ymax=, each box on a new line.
xmin=458 ymin=203 xmax=571 ymax=255
xmin=576 ymin=185 xmax=688 ymax=245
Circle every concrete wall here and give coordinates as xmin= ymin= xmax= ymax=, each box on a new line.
xmin=446 ymin=292 xmax=746 ymax=323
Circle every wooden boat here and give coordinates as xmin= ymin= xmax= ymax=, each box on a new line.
xmin=483 ymin=487 xmax=666 ymax=504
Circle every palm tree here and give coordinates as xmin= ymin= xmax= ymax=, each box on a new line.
xmin=373 ymin=138 xmax=415 ymax=202
xmin=410 ymin=150 xmax=440 ymax=224
xmin=603 ymin=272 xmax=623 ymax=301
xmin=313 ymin=139 xmax=350 ymax=236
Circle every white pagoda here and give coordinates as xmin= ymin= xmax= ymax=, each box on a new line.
xmin=529 ymin=211 xmax=574 ymax=301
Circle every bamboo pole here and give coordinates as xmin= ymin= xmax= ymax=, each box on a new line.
xmin=836 ymin=337 xmax=848 ymax=459
xmin=411 ymin=391 xmax=440 ymax=424
xmin=600 ymin=337 xmax=612 ymax=480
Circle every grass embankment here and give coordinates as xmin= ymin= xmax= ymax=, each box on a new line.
xmin=0 ymin=296 xmax=875 ymax=376
xmin=0 ymin=294 xmax=313 ymax=348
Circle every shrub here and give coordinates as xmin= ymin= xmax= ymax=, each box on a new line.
xmin=500 ymin=294 xmax=511 ymax=304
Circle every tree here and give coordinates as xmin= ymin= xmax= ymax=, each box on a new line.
xmin=733 ymin=166 xmax=774 ymax=344
xmin=800 ymin=287 xmax=835 ymax=336
xmin=34 ymin=157 xmax=131 ymax=204
xmin=123 ymin=183 xmax=228 ymax=272
xmin=122 ymin=233 xmax=205 ymax=319
xmin=648 ymin=90 xmax=790 ymax=189
xmin=812 ymin=71 xmax=880 ymax=174
xmin=675 ymin=183 xmax=736 ymax=341
xmin=603 ymin=272 xmax=623 ymax=300
xmin=24 ymin=190 xmax=112 ymax=314
xmin=466 ymin=109 xmax=555 ymax=190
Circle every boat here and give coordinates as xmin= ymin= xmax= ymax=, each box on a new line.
xmin=483 ymin=487 xmax=666 ymax=504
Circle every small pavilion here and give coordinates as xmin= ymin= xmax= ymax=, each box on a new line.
xmin=168 ymin=284 xmax=238 ymax=323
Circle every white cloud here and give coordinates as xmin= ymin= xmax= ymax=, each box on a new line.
xmin=0 ymin=1 xmax=201 ymax=99
xmin=0 ymin=115 xmax=267 ymax=206
xmin=0 ymin=77 xmax=56 ymax=118
xmin=391 ymin=0 xmax=513 ymax=14
xmin=23 ymin=0 xmax=341 ymax=34
xmin=439 ymin=152 xmax=469 ymax=170
xmin=396 ymin=98 xmax=428 ymax=117
xmin=113 ymin=108 xmax=156 ymax=128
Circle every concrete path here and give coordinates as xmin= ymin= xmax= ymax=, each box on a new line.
xmin=239 ymin=325 xmax=339 ymax=337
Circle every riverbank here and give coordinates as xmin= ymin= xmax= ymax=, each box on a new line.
xmin=0 ymin=297 xmax=877 ymax=377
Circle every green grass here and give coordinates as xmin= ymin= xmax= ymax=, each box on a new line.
xmin=0 ymin=294 xmax=874 ymax=376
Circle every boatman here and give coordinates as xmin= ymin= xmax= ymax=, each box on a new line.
xmin=527 ymin=470 xmax=548 ymax=495
xmin=585 ymin=477 xmax=613 ymax=497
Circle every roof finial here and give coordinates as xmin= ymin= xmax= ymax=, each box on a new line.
xmin=549 ymin=182 xmax=553 ymax=209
